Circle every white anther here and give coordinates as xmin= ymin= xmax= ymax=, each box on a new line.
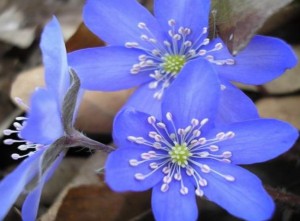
xmin=226 ymin=59 xmax=235 ymax=65
xmin=145 ymin=60 xmax=154 ymax=66
xmin=215 ymin=43 xmax=223 ymax=50
xmin=173 ymin=34 xmax=181 ymax=40
xmin=138 ymin=22 xmax=147 ymax=29
xmin=153 ymin=142 xmax=162 ymax=149
xmin=201 ymin=164 xmax=211 ymax=173
xmin=170 ymin=133 xmax=176 ymax=140
xmin=188 ymin=49 xmax=196 ymax=56
xmin=149 ymin=38 xmax=157 ymax=44
xmin=130 ymin=68 xmax=140 ymax=74
xmin=184 ymin=126 xmax=192 ymax=133
xmin=206 ymin=55 xmax=214 ymax=62
xmin=199 ymin=178 xmax=208 ymax=187
xmin=168 ymin=19 xmax=176 ymax=26
xmin=148 ymin=131 xmax=157 ymax=138
xmin=190 ymin=140 xmax=198 ymax=145
xmin=135 ymin=137 xmax=146 ymax=144
xmin=154 ymin=135 xmax=162 ymax=142
xmin=11 ymin=153 xmax=21 ymax=160
xmin=216 ymin=132 xmax=226 ymax=140
xmin=141 ymin=153 xmax=151 ymax=160
xmin=168 ymin=30 xmax=174 ymax=37
xmin=125 ymin=42 xmax=139 ymax=48
xmin=203 ymin=38 xmax=210 ymax=45
xmin=148 ymin=116 xmax=156 ymax=124
xmin=225 ymin=131 xmax=235 ymax=139
xmin=184 ymin=41 xmax=192 ymax=47
xmin=200 ymin=118 xmax=209 ymax=126
xmin=138 ymin=54 xmax=147 ymax=61
xmin=16 ymin=116 xmax=26 ymax=121
xmin=153 ymin=91 xmax=163 ymax=100
xmin=148 ymin=151 xmax=156 ymax=156
xmin=178 ymin=27 xmax=185 ymax=34
xmin=195 ymin=188 xmax=204 ymax=197
xmin=215 ymin=61 xmax=225 ymax=65
xmin=178 ymin=128 xmax=185 ymax=135
xmin=224 ymin=175 xmax=235 ymax=182
xmin=193 ymin=130 xmax=201 ymax=137
xmin=4 ymin=139 xmax=15 ymax=145
xmin=209 ymin=145 xmax=219 ymax=152
xmin=163 ymin=166 xmax=171 ymax=174
xmin=129 ymin=159 xmax=139 ymax=166
xmin=191 ymin=118 xmax=199 ymax=126
xmin=180 ymin=187 xmax=189 ymax=195
xmin=18 ymin=144 xmax=29 ymax=151
xmin=198 ymin=137 xmax=206 ymax=145
xmin=150 ymin=162 xmax=158 ymax=169
xmin=174 ymin=173 xmax=182 ymax=180
xmin=163 ymin=176 xmax=172 ymax=183
xmin=198 ymin=50 xmax=206 ymax=56
xmin=157 ymin=122 xmax=166 ymax=128
xmin=166 ymin=112 xmax=172 ymax=121
xmin=13 ymin=122 xmax=23 ymax=130
xmin=164 ymin=40 xmax=171 ymax=47
xmin=3 ymin=129 xmax=14 ymax=136
xmin=220 ymin=84 xmax=226 ymax=90
xmin=134 ymin=173 xmax=145 ymax=180
xmin=222 ymin=151 xmax=232 ymax=158
xmin=140 ymin=34 xmax=148 ymax=41
xmin=152 ymin=49 xmax=160 ymax=55
xmin=161 ymin=183 xmax=169 ymax=192
xmin=199 ymin=151 xmax=209 ymax=157
xmin=202 ymin=27 xmax=208 ymax=34
xmin=186 ymin=166 xmax=194 ymax=176
xmin=221 ymin=159 xmax=231 ymax=163
xmin=149 ymin=81 xmax=158 ymax=89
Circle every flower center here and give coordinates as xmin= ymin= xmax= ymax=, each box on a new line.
xmin=162 ymin=55 xmax=186 ymax=75
xmin=169 ymin=143 xmax=191 ymax=166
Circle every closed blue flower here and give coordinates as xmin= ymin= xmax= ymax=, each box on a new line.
xmin=105 ymin=60 xmax=299 ymax=221
xmin=69 ymin=0 xmax=297 ymax=122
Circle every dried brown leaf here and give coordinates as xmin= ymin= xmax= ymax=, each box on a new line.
xmin=211 ymin=0 xmax=293 ymax=54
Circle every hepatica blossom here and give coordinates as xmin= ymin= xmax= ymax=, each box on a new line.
xmin=105 ymin=60 xmax=299 ymax=221
xmin=0 ymin=17 xmax=77 ymax=220
xmin=68 ymin=0 xmax=296 ymax=120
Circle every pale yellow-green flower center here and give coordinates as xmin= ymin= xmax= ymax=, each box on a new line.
xmin=169 ymin=143 xmax=192 ymax=167
xmin=162 ymin=55 xmax=186 ymax=74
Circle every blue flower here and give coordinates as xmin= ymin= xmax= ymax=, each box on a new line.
xmin=0 ymin=17 xmax=73 ymax=220
xmin=68 ymin=0 xmax=297 ymax=122
xmin=105 ymin=60 xmax=299 ymax=221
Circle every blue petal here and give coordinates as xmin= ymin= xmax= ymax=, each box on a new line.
xmin=154 ymin=0 xmax=210 ymax=42
xmin=20 ymin=88 xmax=63 ymax=145
xmin=152 ymin=178 xmax=198 ymax=221
xmin=162 ymin=59 xmax=220 ymax=129
xmin=202 ymin=161 xmax=274 ymax=221
xmin=68 ymin=46 xmax=151 ymax=90
xmin=216 ymin=35 xmax=297 ymax=85
xmin=113 ymin=107 xmax=156 ymax=148
xmin=208 ymin=119 xmax=298 ymax=164
xmin=105 ymin=148 xmax=163 ymax=192
xmin=215 ymin=79 xmax=259 ymax=124
xmin=0 ymin=150 xmax=44 ymax=220
xmin=83 ymin=0 xmax=165 ymax=47
xmin=21 ymin=152 xmax=64 ymax=221
xmin=41 ymin=16 xmax=69 ymax=105
xmin=124 ymin=83 xmax=162 ymax=119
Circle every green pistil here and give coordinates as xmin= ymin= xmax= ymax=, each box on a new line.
xmin=169 ymin=144 xmax=192 ymax=167
xmin=162 ymin=55 xmax=186 ymax=74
